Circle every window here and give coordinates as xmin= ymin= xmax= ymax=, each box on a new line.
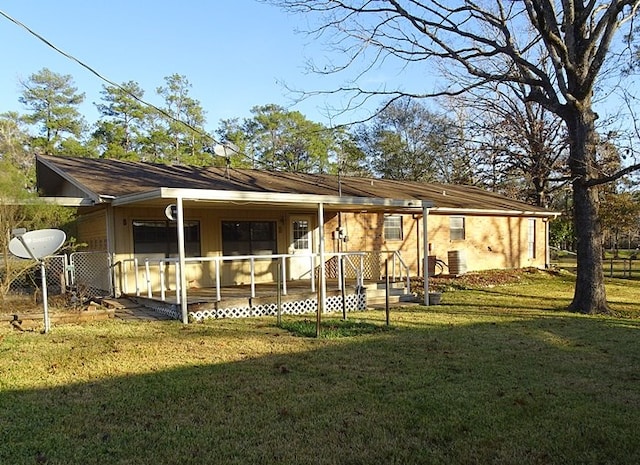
xmin=450 ymin=216 xmax=465 ymax=240
xmin=292 ymin=220 xmax=309 ymax=250
xmin=528 ymin=219 xmax=536 ymax=259
xmin=222 ymin=221 xmax=277 ymax=256
xmin=384 ymin=215 xmax=403 ymax=241
xmin=133 ymin=220 xmax=201 ymax=257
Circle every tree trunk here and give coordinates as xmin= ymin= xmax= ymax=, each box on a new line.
xmin=566 ymin=108 xmax=609 ymax=314
xmin=570 ymin=180 xmax=609 ymax=313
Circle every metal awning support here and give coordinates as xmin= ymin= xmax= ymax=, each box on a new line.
xmin=176 ymin=196 xmax=189 ymax=324
xmin=422 ymin=202 xmax=430 ymax=306
xmin=317 ymin=202 xmax=327 ymax=314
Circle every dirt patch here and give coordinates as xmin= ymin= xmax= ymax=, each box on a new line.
xmin=0 ymin=294 xmax=114 ymax=331
xmin=413 ymin=267 xmax=555 ymax=296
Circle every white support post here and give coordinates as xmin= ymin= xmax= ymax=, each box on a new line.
xmin=145 ymin=259 xmax=152 ymax=298
xmin=134 ymin=258 xmax=140 ymax=296
xmin=250 ymin=257 xmax=256 ymax=298
xmin=215 ymin=258 xmax=221 ymax=302
xmin=310 ymin=255 xmax=316 ymax=293
xmin=317 ymin=203 xmax=326 ymax=314
xmin=105 ymin=204 xmax=116 ymax=297
xmin=281 ymin=257 xmax=288 ymax=295
xmin=175 ymin=263 xmax=181 ymax=305
xmin=176 ymin=197 xmax=188 ymax=323
xmin=159 ymin=261 xmax=166 ymax=301
xmin=422 ymin=202 xmax=430 ymax=306
xmin=544 ymin=218 xmax=551 ymax=268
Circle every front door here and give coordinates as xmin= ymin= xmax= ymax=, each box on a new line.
xmin=289 ymin=215 xmax=313 ymax=280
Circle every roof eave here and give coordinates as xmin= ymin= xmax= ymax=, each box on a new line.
xmin=37 ymin=155 xmax=103 ymax=203
xmin=111 ymin=187 xmax=433 ymax=210
xmin=430 ymin=207 xmax=560 ymax=218
xmin=40 ymin=197 xmax=96 ymax=207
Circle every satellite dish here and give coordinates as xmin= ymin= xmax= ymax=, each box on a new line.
xmin=165 ymin=204 xmax=177 ymax=221
xmin=9 ymin=229 xmax=66 ymax=259
xmin=213 ymin=142 xmax=239 ymax=158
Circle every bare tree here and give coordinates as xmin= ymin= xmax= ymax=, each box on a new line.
xmin=449 ymin=80 xmax=569 ymax=208
xmin=268 ymin=0 xmax=640 ymax=314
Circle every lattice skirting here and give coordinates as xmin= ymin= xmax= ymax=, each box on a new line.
xmin=140 ymin=301 xmax=181 ymax=320
xmin=189 ymin=292 xmax=367 ymax=321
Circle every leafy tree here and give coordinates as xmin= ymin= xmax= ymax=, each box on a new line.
xmin=270 ymin=0 xmax=640 ymax=314
xmin=0 ymin=112 xmax=32 ymax=176
xmin=333 ymin=128 xmax=370 ymax=177
xmin=355 ymin=97 xmax=463 ymax=182
xmin=93 ymin=81 xmax=148 ymax=160
xmin=599 ymin=191 xmax=640 ymax=256
xmin=139 ymin=110 xmax=173 ymax=163
xmin=550 ymin=216 xmax=575 ymax=251
xmin=219 ymin=104 xmax=335 ymax=173
xmin=156 ymin=74 xmax=211 ymax=165
xmin=0 ymin=159 xmax=73 ymax=304
xmin=18 ymin=68 xmax=86 ymax=156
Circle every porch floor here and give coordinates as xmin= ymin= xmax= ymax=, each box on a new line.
xmin=124 ymin=279 xmax=373 ymax=305
xmin=120 ymin=278 xmax=412 ymax=321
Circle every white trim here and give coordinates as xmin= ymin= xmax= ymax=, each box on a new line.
xmin=177 ymin=197 xmax=188 ymax=324
xmin=317 ymin=202 xmax=326 ymax=314
xmin=27 ymin=197 xmax=95 ymax=207
xmin=422 ymin=206 xmax=429 ymax=306
xmin=111 ymin=187 xmax=430 ymax=210
xmin=429 ymin=207 xmax=559 ymax=218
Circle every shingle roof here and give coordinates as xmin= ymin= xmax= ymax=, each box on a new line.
xmin=37 ymin=154 xmax=552 ymax=214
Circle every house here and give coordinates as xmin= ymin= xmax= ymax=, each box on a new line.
xmin=36 ymin=154 xmax=557 ymax=322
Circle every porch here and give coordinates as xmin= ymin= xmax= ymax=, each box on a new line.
xmin=113 ymin=251 xmax=415 ymax=321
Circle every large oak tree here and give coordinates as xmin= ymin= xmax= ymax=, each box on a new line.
xmin=269 ymin=0 xmax=640 ymax=314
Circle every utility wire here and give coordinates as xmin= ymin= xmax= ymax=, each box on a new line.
xmin=0 ymin=8 xmax=222 ymax=148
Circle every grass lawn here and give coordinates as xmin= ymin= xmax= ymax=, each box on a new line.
xmin=1 ymin=270 xmax=639 ymax=464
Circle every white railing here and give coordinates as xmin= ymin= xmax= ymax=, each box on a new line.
xmin=390 ymin=251 xmax=411 ymax=293
xmin=119 ymin=251 xmax=367 ymax=303
xmin=120 ymin=258 xmax=140 ymax=296
xmin=338 ymin=252 xmax=365 ymax=289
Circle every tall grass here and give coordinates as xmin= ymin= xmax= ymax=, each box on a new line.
xmin=1 ymin=270 xmax=638 ymax=465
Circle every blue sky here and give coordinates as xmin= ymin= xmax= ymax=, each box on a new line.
xmin=0 ymin=1 xmax=362 ymax=132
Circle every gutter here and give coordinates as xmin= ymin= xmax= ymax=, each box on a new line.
xmin=112 ymin=187 xmax=434 ymax=210
xmin=428 ymin=207 xmax=561 ymax=218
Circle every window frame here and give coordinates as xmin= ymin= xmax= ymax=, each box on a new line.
xmin=383 ymin=215 xmax=404 ymax=241
xmin=132 ymin=219 xmax=201 ymax=258
xmin=528 ymin=218 xmax=536 ymax=259
xmin=221 ymin=220 xmax=278 ymax=256
xmin=450 ymin=216 xmax=466 ymax=241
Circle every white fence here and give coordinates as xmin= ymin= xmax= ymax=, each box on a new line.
xmin=116 ymin=250 xmax=411 ymax=303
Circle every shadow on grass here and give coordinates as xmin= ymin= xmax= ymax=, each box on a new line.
xmin=1 ymin=313 xmax=639 ymax=465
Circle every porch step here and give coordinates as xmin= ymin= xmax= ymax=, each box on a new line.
xmin=365 ymin=285 xmax=415 ymax=306
xmin=100 ymin=297 xmax=143 ymax=310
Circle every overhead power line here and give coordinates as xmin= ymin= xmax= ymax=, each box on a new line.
xmin=0 ymin=8 xmax=221 ymax=148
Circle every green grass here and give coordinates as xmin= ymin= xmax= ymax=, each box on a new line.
xmin=553 ymin=249 xmax=640 ymax=280
xmin=278 ymin=318 xmax=394 ymax=338
xmin=1 ymin=271 xmax=639 ymax=464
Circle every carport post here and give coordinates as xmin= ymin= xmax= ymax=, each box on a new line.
xmin=176 ymin=196 xmax=189 ymax=323
xmin=422 ymin=202 xmax=429 ymax=306
xmin=317 ymin=202 xmax=326 ymax=315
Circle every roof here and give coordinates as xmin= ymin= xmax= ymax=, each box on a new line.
xmin=36 ymin=154 xmax=555 ymax=216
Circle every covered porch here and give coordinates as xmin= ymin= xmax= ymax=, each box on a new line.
xmin=114 ymin=250 xmax=415 ymax=321
xmin=106 ymin=187 xmax=433 ymax=323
